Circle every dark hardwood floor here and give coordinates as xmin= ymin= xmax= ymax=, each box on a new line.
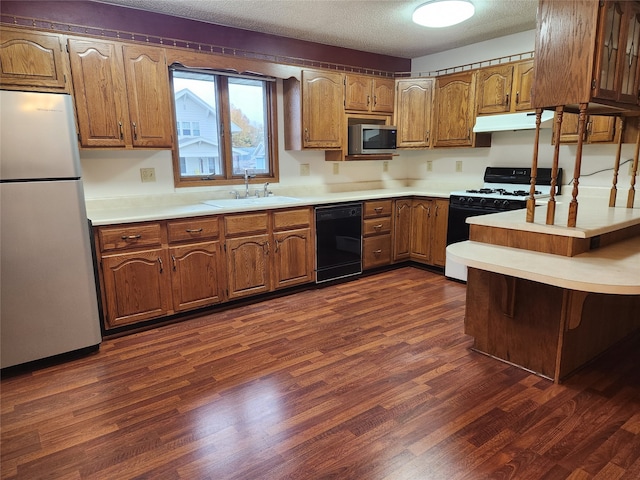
xmin=2 ymin=267 xmax=639 ymax=479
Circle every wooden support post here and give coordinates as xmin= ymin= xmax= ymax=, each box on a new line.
xmin=547 ymin=106 xmax=563 ymax=225
xmin=567 ymin=103 xmax=588 ymax=228
xmin=527 ymin=109 xmax=542 ymax=223
xmin=627 ymin=116 xmax=640 ymax=208
xmin=609 ymin=117 xmax=624 ymax=207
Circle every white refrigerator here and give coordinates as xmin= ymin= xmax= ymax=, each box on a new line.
xmin=0 ymin=90 xmax=102 ymax=369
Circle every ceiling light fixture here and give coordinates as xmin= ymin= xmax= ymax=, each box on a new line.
xmin=412 ymin=0 xmax=475 ymax=28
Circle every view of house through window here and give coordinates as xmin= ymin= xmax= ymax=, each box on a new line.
xmin=170 ymin=68 xmax=276 ymax=186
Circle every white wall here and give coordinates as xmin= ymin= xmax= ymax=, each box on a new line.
xmin=80 ymin=30 xmax=635 ymax=202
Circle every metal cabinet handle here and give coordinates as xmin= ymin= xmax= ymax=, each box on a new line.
xmin=367 ymin=95 xmax=371 ymax=106
xmin=121 ymin=234 xmax=141 ymax=240
xmin=505 ymin=93 xmax=510 ymax=106
xmin=274 ymin=239 xmax=279 ymax=253
xmin=132 ymin=122 xmax=138 ymax=140
xmin=158 ymin=257 xmax=163 ymax=273
xmin=118 ymin=121 xmax=124 ymax=140
xmin=185 ymin=228 xmax=203 ymax=233
xmin=171 ymin=254 xmax=176 ymax=271
xmin=265 ymin=241 xmax=270 ymax=254
xmin=373 ymin=95 xmax=377 ymax=106
xmin=425 ymin=130 xmax=430 ymax=143
xmin=516 ymin=91 xmax=520 ymax=105
xmin=374 ymin=206 xmax=383 ymax=213
xmin=304 ymin=128 xmax=309 ymax=142
xmin=374 ymin=224 xmax=383 ymax=231
xmin=374 ymin=249 xmax=382 ymax=255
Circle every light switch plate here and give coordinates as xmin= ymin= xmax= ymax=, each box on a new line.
xmin=383 ymin=161 xmax=389 ymax=172
xmin=427 ymin=160 xmax=433 ymax=172
xmin=333 ymin=163 xmax=340 ymax=175
xmin=300 ymin=163 xmax=310 ymax=176
xmin=455 ymin=160 xmax=463 ymax=173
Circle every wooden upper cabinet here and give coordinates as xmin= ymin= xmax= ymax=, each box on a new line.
xmin=554 ymin=112 xmax=617 ymax=144
xmin=122 ymin=45 xmax=173 ymax=148
xmin=533 ymin=0 xmax=640 ymax=112
xmin=345 ymin=74 xmax=394 ymax=113
xmin=68 ymin=38 xmax=173 ymax=148
xmin=433 ymin=71 xmax=478 ymax=147
xmin=68 ymin=39 xmax=130 ymax=148
xmin=476 ymin=59 xmax=534 ymax=115
xmin=0 ymin=27 xmax=69 ymax=92
xmin=394 ymin=78 xmax=434 ymax=148
xmin=475 ymin=64 xmax=514 ymax=115
xmin=512 ymin=59 xmax=535 ymax=111
xmin=284 ymin=69 xmax=344 ymax=150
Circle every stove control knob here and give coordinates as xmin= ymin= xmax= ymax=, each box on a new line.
xmin=466 ymin=197 xmax=474 ymax=204
xmin=458 ymin=196 xmax=466 ymax=204
xmin=502 ymin=200 xmax=510 ymax=209
xmin=493 ymin=199 xmax=501 ymax=207
xmin=479 ymin=198 xmax=487 ymax=206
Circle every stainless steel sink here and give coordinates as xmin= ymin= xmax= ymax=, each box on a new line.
xmin=201 ymin=196 xmax=300 ymax=208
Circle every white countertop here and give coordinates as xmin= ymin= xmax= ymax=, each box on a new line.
xmin=447 ymin=236 xmax=640 ymax=295
xmin=86 ymin=187 xmax=451 ymax=225
xmin=467 ymin=196 xmax=640 ymax=238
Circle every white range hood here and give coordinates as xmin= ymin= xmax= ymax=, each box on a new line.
xmin=473 ymin=110 xmax=554 ymax=133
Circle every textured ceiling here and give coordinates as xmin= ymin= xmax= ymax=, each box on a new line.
xmin=96 ymin=0 xmax=538 ymax=59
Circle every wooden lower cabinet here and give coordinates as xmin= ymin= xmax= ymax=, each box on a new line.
xmin=392 ymin=197 xmax=449 ymax=267
xmin=170 ymin=241 xmax=224 ymax=311
xmin=226 ymin=233 xmax=271 ymax=300
xmin=101 ymin=248 xmax=172 ymax=328
xmin=273 ymin=227 xmax=314 ymax=288
xmin=225 ymin=208 xmax=314 ymax=300
xmin=363 ymin=200 xmax=393 ymax=269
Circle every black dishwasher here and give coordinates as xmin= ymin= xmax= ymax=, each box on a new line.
xmin=315 ymin=203 xmax=362 ymax=283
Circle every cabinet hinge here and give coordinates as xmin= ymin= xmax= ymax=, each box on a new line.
xmin=592 ymin=78 xmax=597 ymax=90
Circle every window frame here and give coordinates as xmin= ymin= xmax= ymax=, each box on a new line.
xmin=169 ymin=67 xmax=279 ymax=188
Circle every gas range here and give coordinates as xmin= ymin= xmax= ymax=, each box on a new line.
xmin=449 ymin=167 xmax=562 ymax=211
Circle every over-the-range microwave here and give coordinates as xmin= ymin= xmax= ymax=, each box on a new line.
xmin=348 ymin=124 xmax=397 ymax=155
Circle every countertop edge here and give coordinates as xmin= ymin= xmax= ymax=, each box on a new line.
xmin=446 ymin=239 xmax=640 ymax=295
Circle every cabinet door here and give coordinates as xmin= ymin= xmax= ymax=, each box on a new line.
xmin=410 ymin=199 xmax=432 ymax=263
xmin=476 ymin=64 xmax=514 ymax=115
xmin=618 ymin=1 xmax=640 ymax=104
xmin=273 ymin=227 xmax=314 ymax=289
xmin=226 ymin=234 xmax=270 ymax=299
xmin=122 ymin=45 xmax=173 ymax=148
xmin=594 ymin=1 xmax=625 ymax=102
xmin=395 ymin=78 xmax=434 ymax=148
xmin=345 ymin=74 xmax=371 ymax=111
xmin=68 ymin=39 xmax=131 ymax=148
xmin=431 ymin=199 xmax=449 ymax=267
xmin=555 ymin=112 xmax=616 ymax=143
xmin=372 ymin=77 xmax=395 ymax=113
xmin=393 ymin=199 xmax=412 ymax=261
xmin=0 ymin=28 xmax=68 ymax=91
xmin=170 ymin=241 xmax=224 ymax=311
xmin=302 ymin=70 xmax=343 ymax=148
xmin=512 ymin=59 xmax=535 ymax=112
xmin=433 ymin=72 xmax=476 ymax=147
xmin=101 ymin=248 xmax=172 ymax=328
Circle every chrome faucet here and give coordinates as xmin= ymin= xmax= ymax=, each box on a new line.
xmin=244 ymin=169 xmax=255 ymax=198
xmin=263 ymin=182 xmax=270 ymax=197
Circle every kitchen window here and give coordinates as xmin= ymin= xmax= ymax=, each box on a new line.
xmin=170 ymin=67 xmax=278 ymax=187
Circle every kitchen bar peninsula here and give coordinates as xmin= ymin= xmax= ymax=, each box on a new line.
xmin=447 ymin=198 xmax=640 ymax=383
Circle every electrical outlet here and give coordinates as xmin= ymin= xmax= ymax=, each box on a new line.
xmin=383 ymin=161 xmax=389 ymax=172
xmin=333 ymin=163 xmax=340 ymax=175
xmin=300 ymin=163 xmax=310 ymax=176
xmin=427 ymin=160 xmax=433 ymax=172
xmin=455 ymin=160 xmax=463 ymax=173
xmin=140 ymin=167 xmax=156 ymax=183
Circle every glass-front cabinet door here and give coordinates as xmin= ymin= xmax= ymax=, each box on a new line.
xmin=594 ymin=1 xmax=623 ymax=102
xmin=619 ymin=1 xmax=640 ymax=104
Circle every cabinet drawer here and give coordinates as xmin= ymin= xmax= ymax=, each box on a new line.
xmin=364 ymin=200 xmax=393 ymax=218
xmin=224 ymin=212 xmax=269 ymax=236
xmin=99 ymin=223 xmax=162 ymax=251
xmin=273 ymin=208 xmax=311 ymax=230
xmin=167 ymin=217 xmax=220 ymax=243
xmin=363 ymin=234 xmax=392 ymax=268
xmin=363 ymin=217 xmax=392 ymax=236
